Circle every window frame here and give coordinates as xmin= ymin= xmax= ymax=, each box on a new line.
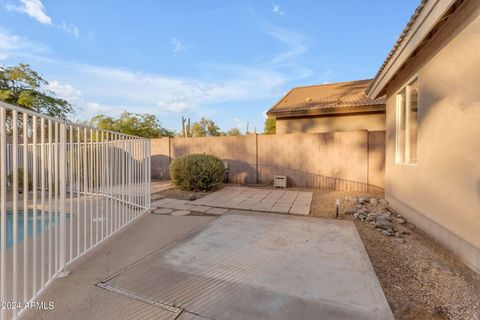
xmin=395 ymin=76 xmax=419 ymax=165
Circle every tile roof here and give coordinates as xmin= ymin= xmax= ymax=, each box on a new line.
xmin=367 ymin=0 xmax=429 ymax=94
xmin=267 ymin=79 xmax=386 ymax=117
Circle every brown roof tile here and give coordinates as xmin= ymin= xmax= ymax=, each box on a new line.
xmin=267 ymin=79 xmax=386 ymax=117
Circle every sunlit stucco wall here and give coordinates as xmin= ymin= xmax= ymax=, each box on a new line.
xmin=276 ymin=112 xmax=385 ymax=134
xmin=384 ymin=1 xmax=480 ymax=273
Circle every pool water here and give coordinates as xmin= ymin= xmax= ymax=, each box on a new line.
xmin=1 ymin=211 xmax=65 ymax=249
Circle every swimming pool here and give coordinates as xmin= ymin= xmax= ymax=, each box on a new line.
xmin=1 ymin=211 xmax=64 ymax=249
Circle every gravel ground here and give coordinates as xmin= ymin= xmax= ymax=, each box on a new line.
xmin=152 ymin=186 xmax=222 ymax=200
xmin=309 ymin=189 xmax=480 ymax=320
xmin=153 ymin=183 xmax=480 ymax=319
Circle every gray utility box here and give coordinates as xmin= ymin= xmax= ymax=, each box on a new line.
xmin=274 ymin=175 xmax=287 ymax=188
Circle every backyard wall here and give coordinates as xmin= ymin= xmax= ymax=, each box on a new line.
xmin=276 ymin=112 xmax=386 ymax=134
xmin=151 ymin=130 xmax=385 ymax=192
xmin=382 ymin=0 xmax=480 ymax=273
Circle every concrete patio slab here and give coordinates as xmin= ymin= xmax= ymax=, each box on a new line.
xmin=104 ymin=212 xmax=394 ymax=320
xmin=21 ymin=214 xmax=215 ymax=320
xmin=151 ymin=197 xmax=177 ymax=207
xmin=190 ymin=187 xmax=313 ymax=215
xmin=190 ymin=205 xmax=212 ymax=213
xmin=205 ymin=207 xmax=229 ymax=215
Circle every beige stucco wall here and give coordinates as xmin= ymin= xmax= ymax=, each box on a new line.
xmin=384 ymin=1 xmax=480 ymax=273
xmin=151 ymin=130 xmax=385 ymax=191
xmin=276 ymin=112 xmax=385 ymax=134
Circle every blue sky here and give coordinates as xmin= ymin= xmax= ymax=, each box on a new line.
xmin=0 ymin=0 xmax=419 ymax=133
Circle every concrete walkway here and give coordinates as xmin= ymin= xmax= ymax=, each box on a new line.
xmin=189 ymin=186 xmax=313 ymax=215
xmin=20 ymin=214 xmax=215 ymax=320
xmin=103 ymin=212 xmax=393 ymax=320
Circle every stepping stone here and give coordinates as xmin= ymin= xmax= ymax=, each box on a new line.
xmin=290 ymin=207 xmax=310 ymax=216
xmin=151 ymin=198 xmax=177 ymax=207
xmin=153 ymin=208 xmax=173 ymax=215
xmin=171 ymin=210 xmax=191 ymax=216
xmin=151 ymin=194 xmax=165 ymax=201
xmin=190 ymin=205 xmax=211 ymax=213
xmin=206 ymin=207 xmax=229 ymax=215
xmin=170 ymin=204 xmax=193 ymax=210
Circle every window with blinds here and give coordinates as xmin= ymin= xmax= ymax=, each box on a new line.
xmin=396 ymin=78 xmax=418 ymax=164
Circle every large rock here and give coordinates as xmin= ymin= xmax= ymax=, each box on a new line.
xmin=359 ymin=197 xmax=370 ymax=204
xmin=381 ymin=230 xmax=393 ymax=237
xmin=375 ymin=219 xmax=396 ymax=231
xmin=376 ymin=213 xmax=392 ymax=222
xmin=370 ymin=198 xmax=378 ymax=206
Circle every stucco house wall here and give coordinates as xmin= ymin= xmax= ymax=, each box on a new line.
xmin=383 ymin=0 xmax=480 ymax=273
xmin=276 ymin=112 xmax=385 ymax=134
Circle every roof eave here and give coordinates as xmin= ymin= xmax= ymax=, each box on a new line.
xmin=367 ymin=0 xmax=458 ymax=99
xmin=268 ymin=105 xmax=385 ymax=118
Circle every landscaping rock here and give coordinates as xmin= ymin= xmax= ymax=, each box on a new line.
xmin=376 ymin=219 xmax=396 ymax=231
xmin=395 ymin=238 xmax=405 ymax=244
xmin=378 ymin=199 xmax=388 ymax=206
xmin=396 ymin=218 xmax=406 ymax=224
xmin=355 ymin=204 xmax=363 ymax=209
xmin=352 ymin=197 xmax=358 ymax=203
xmin=376 ymin=213 xmax=392 ymax=222
xmin=370 ymin=198 xmax=378 ymax=206
xmin=359 ymin=197 xmax=370 ymax=203
xmin=187 ymin=193 xmax=196 ymax=201
xmin=381 ymin=230 xmax=393 ymax=236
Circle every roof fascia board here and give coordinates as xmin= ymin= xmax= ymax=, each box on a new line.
xmin=271 ymin=105 xmax=385 ymax=118
xmin=367 ymin=0 xmax=457 ymax=98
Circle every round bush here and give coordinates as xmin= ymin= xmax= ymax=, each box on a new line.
xmin=170 ymin=154 xmax=225 ymax=191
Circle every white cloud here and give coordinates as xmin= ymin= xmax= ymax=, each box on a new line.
xmin=6 ymin=1 xmax=80 ymax=38
xmin=272 ymin=4 xmax=284 ymax=15
xmin=0 ymin=22 xmax=314 ymax=125
xmin=6 ymin=0 xmax=52 ymax=25
xmin=264 ymin=24 xmax=309 ymax=66
xmin=60 ymin=22 xmax=80 ymax=38
xmin=0 ymin=32 xmax=20 ymax=59
xmin=233 ymin=118 xmax=248 ymax=131
xmin=44 ymin=81 xmax=82 ymax=103
xmin=157 ymin=101 xmax=191 ymax=112
xmin=171 ymin=37 xmax=186 ymax=55
xmin=0 ymin=29 xmax=46 ymax=59
xmin=86 ymin=102 xmax=118 ymax=114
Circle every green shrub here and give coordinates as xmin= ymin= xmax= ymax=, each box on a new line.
xmin=7 ymin=168 xmax=34 ymax=191
xmin=170 ymin=154 xmax=225 ymax=191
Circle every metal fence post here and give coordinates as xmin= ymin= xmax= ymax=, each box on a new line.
xmin=59 ymin=123 xmax=67 ymax=271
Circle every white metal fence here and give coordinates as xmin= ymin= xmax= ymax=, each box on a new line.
xmin=0 ymin=101 xmax=151 ymax=320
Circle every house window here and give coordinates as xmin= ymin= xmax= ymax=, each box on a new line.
xmin=396 ymin=78 xmax=418 ymax=164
